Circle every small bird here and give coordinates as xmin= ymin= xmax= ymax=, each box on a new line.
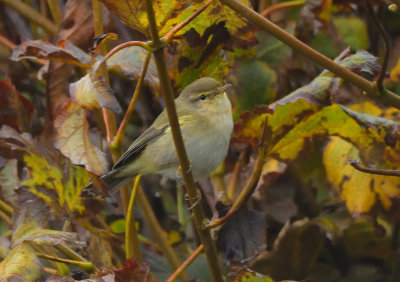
xmin=84 ymin=77 xmax=233 ymax=196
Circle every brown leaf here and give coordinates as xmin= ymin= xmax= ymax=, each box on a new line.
xmin=0 ymin=125 xmax=35 ymax=160
xmin=54 ymin=100 xmax=108 ymax=175
xmin=70 ymin=55 xmax=122 ymax=113
xmin=11 ymin=40 xmax=91 ymax=67
xmin=99 ymin=257 xmax=159 ymax=282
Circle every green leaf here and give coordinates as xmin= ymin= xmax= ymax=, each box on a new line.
xmin=231 ymin=60 xmax=277 ymax=119
xmin=333 ymin=16 xmax=369 ymax=50
xmin=100 ymin=0 xmax=253 ymax=38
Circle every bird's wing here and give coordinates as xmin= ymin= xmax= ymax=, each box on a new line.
xmin=112 ymin=102 xmax=192 ymax=170
xmin=112 ymin=124 xmax=168 ymax=169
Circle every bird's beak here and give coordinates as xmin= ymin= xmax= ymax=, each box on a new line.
xmin=216 ymin=83 xmax=232 ymax=95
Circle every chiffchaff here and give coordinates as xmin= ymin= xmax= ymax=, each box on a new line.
xmin=84 ymin=77 xmax=233 ymax=196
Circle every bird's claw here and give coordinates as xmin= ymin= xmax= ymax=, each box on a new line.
xmin=175 ymin=162 xmax=192 ymax=180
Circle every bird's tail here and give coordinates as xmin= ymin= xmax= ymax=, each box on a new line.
xmin=82 ymin=170 xmax=131 ymax=197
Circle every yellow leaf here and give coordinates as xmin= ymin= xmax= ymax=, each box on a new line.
xmin=324 ymin=137 xmax=400 ymax=214
xmin=22 ymin=152 xmax=88 ymax=213
xmin=0 ymin=244 xmax=42 ymax=281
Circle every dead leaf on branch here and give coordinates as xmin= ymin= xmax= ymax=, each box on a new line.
xmin=11 ymin=40 xmax=91 ymax=67
xmin=54 ymin=100 xmax=108 ymax=176
xmin=70 ymin=55 xmax=122 ymax=113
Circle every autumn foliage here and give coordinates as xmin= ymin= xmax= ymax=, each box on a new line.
xmin=1 ymin=0 xmax=400 ymax=281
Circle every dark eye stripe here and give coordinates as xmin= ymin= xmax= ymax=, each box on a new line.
xmin=189 ymin=91 xmax=217 ymax=103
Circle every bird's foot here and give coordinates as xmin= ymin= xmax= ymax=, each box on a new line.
xmin=175 ymin=162 xmax=192 ymax=180
xmin=185 ymin=189 xmax=202 ymax=211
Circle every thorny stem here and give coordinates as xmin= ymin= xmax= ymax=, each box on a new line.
xmin=349 ymin=160 xmax=400 ymax=177
xmin=144 ymin=0 xmax=223 ymax=281
xmin=166 ymin=244 xmax=205 ymax=282
xmin=261 ymin=0 xmax=305 ymax=17
xmin=364 ymin=0 xmax=390 ymax=92
xmin=125 ymin=175 xmax=142 ymax=261
xmin=219 ymin=0 xmax=400 ymax=109
xmin=112 ymin=52 xmax=151 ymax=149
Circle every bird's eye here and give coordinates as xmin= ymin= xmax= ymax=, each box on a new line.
xmin=199 ymin=94 xmax=207 ymax=100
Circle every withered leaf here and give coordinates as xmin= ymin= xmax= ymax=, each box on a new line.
xmin=11 ymin=40 xmax=91 ymax=67
xmin=70 ymin=55 xmax=122 ymax=113
xmin=54 ymin=100 xmax=108 ymax=175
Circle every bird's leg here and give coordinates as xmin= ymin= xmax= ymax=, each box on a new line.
xmin=175 ymin=166 xmax=183 ymax=181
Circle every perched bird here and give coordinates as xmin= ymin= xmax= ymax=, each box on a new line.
xmin=84 ymin=77 xmax=233 ymax=196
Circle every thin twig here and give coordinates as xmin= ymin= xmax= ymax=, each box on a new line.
xmin=112 ymin=52 xmax=151 ymax=149
xmin=364 ymin=0 xmax=390 ymax=92
xmin=261 ymin=0 xmax=305 ymax=17
xmin=46 ymin=0 xmax=63 ymax=26
xmin=35 ymin=253 xmax=95 ymax=273
xmin=0 ymin=34 xmax=16 ymax=49
xmin=105 ymin=41 xmax=151 ymax=59
xmin=0 ymin=199 xmax=13 ymax=217
xmin=125 ymin=175 xmax=142 ymax=261
xmin=144 ymin=0 xmax=223 ymax=280
xmin=204 ymin=115 xmax=269 ymax=230
xmin=163 ymin=0 xmax=215 ymax=42
xmin=0 ymin=0 xmax=58 ymax=35
xmin=166 ymin=244 xmax=204 ymax=282
xmin=349 ymin=160 xmax=400 ymax=177
xmin=136 ymin=186 xmax=188 ymax=281
xmin=219 ymin=0 xmax=400 ymax=109
xmin=204 ymin=146 xmax=265 ymax=230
